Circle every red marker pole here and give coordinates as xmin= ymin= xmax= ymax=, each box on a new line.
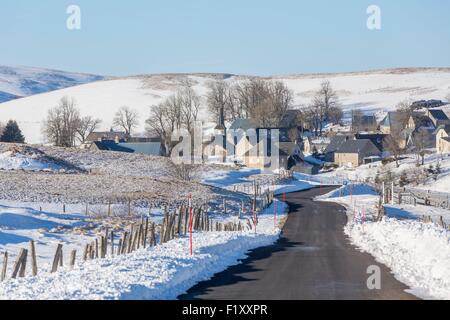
xmin=350 ymin=184 xmax=353 ymax=204
xmin=362 ymin=206 xmax=365 ymax=224
xmin=253 ymin=207 xmax=257 ymax=234
xmin=188 ymin=194 xmax=193 ymax=256
xmin=274 ymin=200 xmax=277 ymax=228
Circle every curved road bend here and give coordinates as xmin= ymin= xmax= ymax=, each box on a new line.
xmin=179 ymin=187 xmax=418 ymax=300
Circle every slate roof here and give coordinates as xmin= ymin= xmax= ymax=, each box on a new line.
xmin=229 ymin=119 xmax=259 ymax=131
xmin=381 ymin=112 xmax=408 ymax=128
xmin=429 ymin=109 xmax=450 ymax=121
xmin=92 ymin=140 xmax=164 ymax=155
xmin=437 ymin=125 xmax=450 ymax=134
xmin=117 ymin=142 xmax=164 ymax=156
xmin=244 ymin=141 xmax=300 ymax=157
xmin=324 ymin=135 xmax=353 ymax=154
xmin=280 ymin=110 xmax=302 ymax=128
xmin=353 ymin=114 xmax=377 ymax=128
xmin=86 ymin=131 xmax=127 ymax=142
xmin=91 ymin=140 xmax=134 ymax=153
xmin=335 ymin=139 xmax=381 ymax=156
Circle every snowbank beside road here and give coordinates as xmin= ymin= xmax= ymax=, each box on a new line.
xmin=319 ymin=184 xmax=450 ymax=300
xmin=0 ymin=202 xmax=287 ymax=300
xmin=346 ymin=219 xmax=450 ymax=300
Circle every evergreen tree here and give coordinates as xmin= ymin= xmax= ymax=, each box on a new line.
xmin=0 ymin=120 xmax=25 ymax=143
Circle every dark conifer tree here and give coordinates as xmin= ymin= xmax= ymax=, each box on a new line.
xmin=0 ymin=120 xmax=25 ymax=143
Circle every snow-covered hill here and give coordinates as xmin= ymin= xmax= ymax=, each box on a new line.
xmin=0 ymin=65 xmax=103 ymax=103
xmin=0 ymin=67 xmax=449 ymax=144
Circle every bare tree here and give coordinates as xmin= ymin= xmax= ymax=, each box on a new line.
xmin=385 ymin=127 xmax=404 ymax=168
xmin=327 ymin=106 xmax=344 ymax=126
xmin=233 ymin=79 xmax=266 ymax=120
xmin=397 ymin=99 xmax=416 ymax=127
xmin=267 ymin=81 xmax=293 ymax=127
xmin=146 ymin=83 xmax=201 ymax=156
xmin=146 ymin=97 xmax=182 ymax=155
xmin=412 ymin=127 xmax=431 ymax=166
xmin=351 ymin=109 xmax=363 ymax=133
xmin=206 ymin=80 xmax=236 ymax=122
xmin=233 ymin=79 xmax=292 ymax=127
xmin=43 ymin=97 xmax=81 ymax=147
xmin=311 ymin=80 xmax=341 ymax=135
xmin=76 ymin=116 xmax=102 ymax=143
xmin=168 ymin=160 xmax=197 ymax=181
xmin=113 ymin=106 xmax=139 ymax=135
xmin=179 ymin=84 xmax=200 ymax=133
xmin=298 ymin=106 xmax=317 ymax=133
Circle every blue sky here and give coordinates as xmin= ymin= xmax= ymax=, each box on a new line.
xmin=1 ymin=0 xmax=449 ymax=76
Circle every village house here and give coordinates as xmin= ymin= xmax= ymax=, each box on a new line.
xmin=323 ymin=134 xmax=354 ymax=163
xmin=89 ymin=138 xmax=166 ymax=156
xmin=244 ymin=140 xmax=302 ymax=170
xmin=411 ymin=99 xmax=448 ymax=110
xmin=302 ymin=136 xmax=330 ymax=154
xmin=427 ymin=109 xmax=450 ymax=128
xmin=379 ymin=111 xmax=408 ymax=135
xmin=334 ymin=139 xmax=381 ymax=167
xmin=405 ymin=112 xmax=435 ymax=130
xmin=436 ymin=125 xmax=450 ymax=154
xmin=207 ymin=117 xmax=304 ymax=170
xmin=351 ymin=114 xmax=378 ymax=132
xmin=86 ymin=130 xmax=128 ymax=142
xmin=354 ymin=133 xmax=388 ymax=153
xmin=80 ymin=130 xmax=128 ymax=149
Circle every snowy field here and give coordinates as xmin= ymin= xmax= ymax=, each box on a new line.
xmin=0 ymin=165 xmax=297 ymax=300
xmin=318 ymin=184 xmax=450 ymax=300
xmin=0 ymin=201 xmax=287 ymax=300
xmin=0 ymin=143 xmax=245 ymax=207
xmin=1 ymin=67 xmax=450 ymax=143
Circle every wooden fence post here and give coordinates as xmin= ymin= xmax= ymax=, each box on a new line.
xmin=70 ymin=250 xmax=76 ymax=269
xmin=177 ymin=207 xmax=183 ymax=236
xmin=90 ymin=242 xmax=95 ymax=260
xmin=439 ymin=216 xmax=444 ymax=228
xmin=51 ymin=244 xmax=63 ymax=273
xmin=143 ymin=218 xmax=149 ymax=248
xmin=30 ymin=240 xmax=38 ymax=276
xmin=100 ymin=237 xmax=106 ymax=259
xmin=111 ymin=231 xmax=114 ymax=256
xmin=11 ymin=248 xmax=28 ymax=279
xmin=1 ymin=252 xmax=8 ymax=282
xmin=117 ymin=238 xmax=122 ymax=256
xmin=120 ymin=232 xmax=127 ymax=255
xmin=184 ymin=207 xmax=189 ymax=235
xmin=127 ymin=227 xmax=133 ymax=253
xmin=83 ymin=244 xmax=89 ymax=261
xmin=95 ymin=239 xmax=99 ymax=259
xmin=150 ymin=223 xmax=156 ymax=246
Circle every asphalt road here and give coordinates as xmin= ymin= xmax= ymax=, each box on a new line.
xmin=179 ymin=186 xmax=418 ymax=300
